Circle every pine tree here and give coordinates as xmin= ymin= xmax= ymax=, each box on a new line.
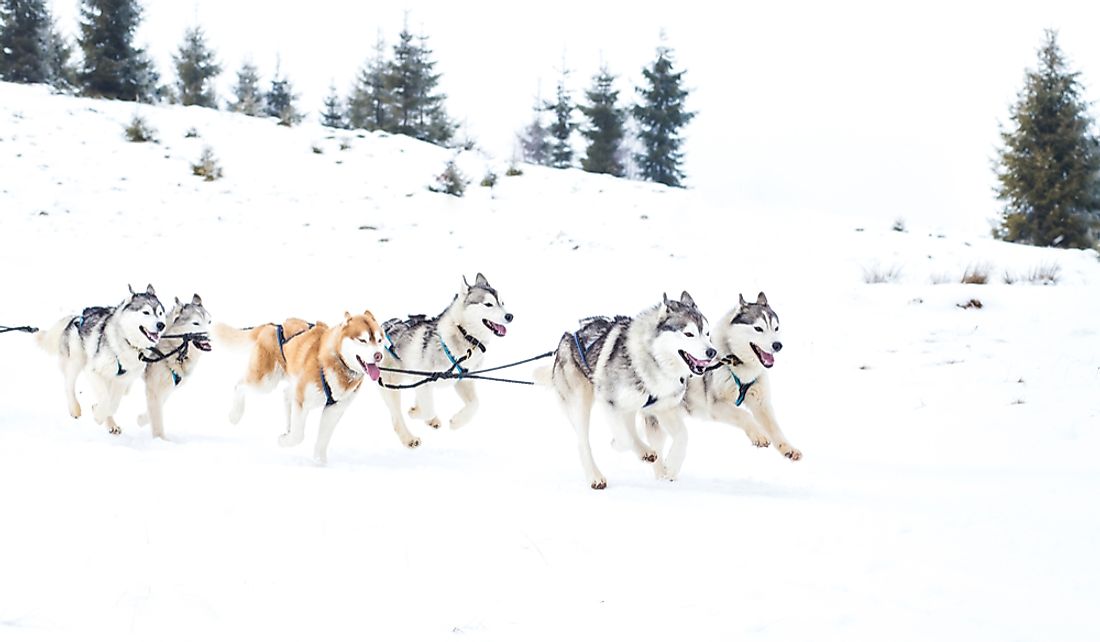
xmin=172 ymin=25 xmax=221 ymax=108
xmin=517 ymin=100 xmax=551 ymax=166
xmin=228 ymin=60 xmax=262 ymax=116
xmin=264 ymin=63 xmax=301 ymax=126
xmin=996 ymin=30 xmax=1100 ymax=248
xmin=633 ymin=44 xmax=695 ymax=187
xmin=320 ymin=83 xmax=346 ymax=128
xmin=77 ymin=0 xmax=157 ymax=101
xmin=0 ymin=0 xmax=69 ymax=86
xmin=43 ymin=15 xmax=75 ymax=89
xmin=385 ymin=25 xmax=454 ymax=145
xmin=347 ymin=34 xmax=391 ymax=131
xmin=579 ymin=66 xmax=626 ymax=177
xmin=544 ymin=70 xmax=576 ymax=169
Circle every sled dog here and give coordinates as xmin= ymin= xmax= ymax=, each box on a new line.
xmin=377 ymin=273 xmax=513 ymax=448
xmin=137 ymin=294 xmax=212 ymax=439
xmin=217 ymin=311 xmax=384 ymax=463
xmin=216 ymin=317 xmax=316 ymax=425
xmin=644 ymin=292 xmax=801 ymax=465
xmin=541 ymin=292 xmax=716 ymax=489
xmin=37 ymin=284 xmax=166 ymax=435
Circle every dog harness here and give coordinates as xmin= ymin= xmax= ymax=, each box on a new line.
xmin=320 ymin=367 xmax=337 ymax=406
xmin=456 ymin=325 xmax=487 ymax=354
xmin=726 ymin=367 xmax=756 ymax=407
xmin=440 ymin=336 xmax=468 ymax=378
xmin=274 ymin=323 xmax=314 ymax=363
xmin=383 ymin=330 xmax=401 ymax=361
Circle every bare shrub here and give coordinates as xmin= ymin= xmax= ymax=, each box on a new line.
xmin=961 ymin=263 xmax=991 ymax=285
xmin=191 ymin=146 xmax=223 ymax=182
xmin=862 ymin=264 xmax=903 ymax=284
xmin=125 ymin=115 xmax=157 ymax=143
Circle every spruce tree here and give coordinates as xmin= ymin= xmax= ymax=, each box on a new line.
xmin=43 ymin=14 xmax=75 ymax=89
xmin=0 ymin=0 xmax=49 ymax=83
xmin=385 ymin=25 xmax=453 ymax=144
xmin=77 ymin=0 xmax=157 ymax=101
xmin=633 ymin=44 xmax=695 ymax=187
xmin=544 ymin=70 xmax=576 ymax=169
xmin=996 ymin=29 xmax=1100 ymax=248
xmin=347 ymin=34 xmax=391 ymax=131
xmin=517 ymin=100 xmax=551 ymax=166
xmin=264 ymin=64 xmax=301 ymax=126
xmin=173 ymin=25 xmax=221 ymax=108
xmin=579 ymin=66 xmax=626 ymax=177
xmin=228 ymin=60 xmax=262 ymax=116
xmin=320 ymin=83 xmax=347 ymax=128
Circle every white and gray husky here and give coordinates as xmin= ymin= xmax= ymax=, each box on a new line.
xmin=377 ymin=273 xmax=513 ymax=449
xmin=645 ymin=292 xmax=801 ymax=467
xmin=37 ymin=284 xmax=166 ymax=435
xmin=137 ymin=295 xmax=213 ymax=439
xmin=540 ymin=292 xmax=716 ymax=489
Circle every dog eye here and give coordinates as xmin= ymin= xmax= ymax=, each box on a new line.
xmin=684 ymin=331 xmax=695 ymax=338
xmin=143 ymin=311 xmax=150 ymax=316
xmin=483 ymin=302 xmax=494 ymax=307
xmin=192 ymin=321 xmax=199 ymax=326
xmin=754 ymin=326 xmax=764 ymax=333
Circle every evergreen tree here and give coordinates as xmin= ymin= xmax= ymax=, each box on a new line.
xmin=517 ymin=100 xmax=551 ymax=166
xmin=264 ymin=63 xmax=301 ymax=126
xmin=347 ymin=34 xmax=391 ymax=131
xmin=77 ymin=0 xmax=157 ymax=101
xmin=996 ymin=29 xmax=1100 ymax=248
xmin=320 ymin=83 xmax=347 ymax=128
xmin=227 ymin=60 xmax=262 ymax=116
xmin=633 ymin=44 xmax=695 ymax=187
xmin=43 ymin=14 xmax=75 ymax=89
xmin=172 ymin=25 xmax=221 ymax=108
xmin=544 ymin=70 xmax=576 ymax=169
xmin=579 ymin=66 xmax=626 ymax=177
xmin=0 ymin=0 xmax=48 ymax=83
xmin=385 ymin=25 xmax=454 ymax=144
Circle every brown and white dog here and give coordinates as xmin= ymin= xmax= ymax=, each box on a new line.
xmin=215 ymin=311 xmax=384 ymax=463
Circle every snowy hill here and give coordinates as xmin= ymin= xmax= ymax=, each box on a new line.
xmin=1 ymin=82 xmax=1099 ymax=641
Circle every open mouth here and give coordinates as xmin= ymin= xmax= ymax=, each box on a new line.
xmin=482 ymin=319 xmax=507 ymax=337
xmin=678 ymin=350 xmax=711 ymax=376
xmin=357 ymin=355 xmax=381 ymax=381
xmin=193 ymin=337 xmax=213 ymax=352
xmin=751 ymin=343 xmax=775 ymax=368
xmin=140 ymin=326 xmax=160 ymax=344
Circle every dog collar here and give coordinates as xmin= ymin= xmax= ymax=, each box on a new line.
xmin=456 ymin=325 xmax=487 ymax=353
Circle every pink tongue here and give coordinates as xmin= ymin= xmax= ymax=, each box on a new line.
xmin=759 ymin=351 xmax=775 ymax=367
xmin=496 ymin=324 xmax=507 ymax=336
xmin=367 ymin=363 xmax=381 ymax=381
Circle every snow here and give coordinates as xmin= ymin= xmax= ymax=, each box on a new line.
xmin=1 ymin=82 xmax=1099 ymax=641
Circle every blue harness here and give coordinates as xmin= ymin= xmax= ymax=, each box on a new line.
xmin=320 ymin=367 xmax=337 ymax=406
xmin=384 ymin=330 xmax=401 ymax=361
xmin=440 ymin=337 xmax=467 ymax=378
xmin=727 ymin=367 xmax=756 ymax=406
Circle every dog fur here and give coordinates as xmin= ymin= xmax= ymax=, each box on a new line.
xmin=137 ymin=294 xmax=212 ymax=439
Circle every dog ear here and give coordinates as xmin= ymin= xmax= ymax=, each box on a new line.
xmin=192 ymin=294 xmax=202 ymax=306
xmin=175 ymin=297 xmax=183 ymax=307
xmin=461 ymin=275 xmax=471 ymax=294
xmin=756 ymin=291 xmax=768 ymax=306
xmin=344 ymin=311 xmax=352 ymax=322
xmin=680 ymin=291 xmax=696 ymax=308
xmin=128 ymin=284 xmax=136 ymax=295
xmin=146 ymin=284 xmax=156 ymax=295
xmin=738 ymin=293 xmax=748 ymax=308
xmin=474 ymin=272 xmax=489 ymax=287
xmin=659 ymin=293 xmax=671 ymax=318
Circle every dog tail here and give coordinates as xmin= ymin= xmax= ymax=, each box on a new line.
xmin=35 ymin=315 xmax=76 ymax=356
xmin=532 ymin=365 xmax=553 ymax=387
xmin=212 ymin=322 xmax=259 ymax=349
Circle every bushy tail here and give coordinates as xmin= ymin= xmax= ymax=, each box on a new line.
xmin=532 ymin=365 xmax=553 ymax=387
xmin=212 ymin=322 xmax=259 ymax=349
xmin=35 ymin=315 xmax=76 ymax=356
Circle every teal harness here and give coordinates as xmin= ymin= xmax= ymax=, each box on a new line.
xmin=727 ymin=366 xmax=756 ymax=407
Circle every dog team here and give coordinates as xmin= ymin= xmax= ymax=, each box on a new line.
xmin=29 ymin=273 xmax=801 ymax=489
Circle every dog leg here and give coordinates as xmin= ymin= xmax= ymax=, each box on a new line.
xmin=742 ymin=378 xmax=801 ymax=461
xmin=145 ymin=379 xmax=167 ymax=439
xmin=313 ymin=401 xmax=350 ymax=464
xmin=62 ymin=358 xmax=82 ymax=419
xmin=614 ymin=411 xmax=657 ymax=464
xmin=566 ymin=393 xmax=605 ymax=490
xmin=379 ymin=385 xmax=420 ymax=448
xmin=656 ymin=410 xmax=689 ymax=481
xmin=228 ymin=381 xmax=248 ymax=425
xmin=643 ymin=415 xmax=668 ymax=478
xmin=449 ymin=379 xmax=478 ymax=430
xmin=409 ymin=386 xmax=441 ymax=429
xmin=278 ymin=390 xmax=308 ymax=448
xmin=711 ymin=403 xmax=771 ymax=449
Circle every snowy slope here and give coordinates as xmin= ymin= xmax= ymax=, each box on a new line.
xmin=1 ymin=82 xmax=1099 ymax=641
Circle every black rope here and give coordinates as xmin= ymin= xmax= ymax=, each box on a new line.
xmin=377 ymin=350 xmax=554 ymax=389
xmin=0 ymin=325 xmax=38 ymax=334
xmin=139 ymin=332 xmax=210 ymax=364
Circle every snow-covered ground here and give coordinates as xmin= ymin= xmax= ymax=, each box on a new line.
xmin=1 ymin=82 xmax=1098 ymax=641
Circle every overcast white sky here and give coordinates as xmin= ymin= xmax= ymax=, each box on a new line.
xmin=51 ymin=0 xmax=1100 ymax=236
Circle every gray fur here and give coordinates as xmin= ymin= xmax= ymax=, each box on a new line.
xmin=139 ymin=294 xmax=213 ymax=439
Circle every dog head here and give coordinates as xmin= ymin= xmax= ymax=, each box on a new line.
xmin=653 ymin=291 xmax=716 ymax=376
xmin=716 ymin=292 xmax=783 ymax=369
xmin=121 ymin=284 xmax=166 ymax=347
xmin=167 ymin=294 xmax=213 ymax=351
xmin=458 ymin=272 xmax=513 ymax=339
xmin=339 ymin=310 xmax=384 ymax=382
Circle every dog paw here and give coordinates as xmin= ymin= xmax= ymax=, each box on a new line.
xmin=640 ymin=449 xmax=658 ymax=463
xmin=590 ymin=478 xmax=608 ymax=490
xmin=108 ymin=425 xmax=121 ymax=435
xmin=408 ymin=405 xmax=421 ymax=418
xmin=782 ymin=445 xmax=803 ymax=461
xmin=405 ymin=436 xmax=421 ymax=449
xmin=426 ymin=417 xmax=441 ymax=429
xmin=69 ymin=405 xmax=81 ymax=419
xmin=449 ymin=415 xmax=469 ymax=430
xmin=747 ymin=431 xmax=770 ymax=448
xmin=277 ymin=433 xmax=298 ymax=448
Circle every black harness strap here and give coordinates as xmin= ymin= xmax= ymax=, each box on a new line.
xmin=0 ymin=325 xmax=38 ymax=334
xmin=274 ymin=323 xmax=314 ymax=363
xmin=456 ymin=324 xmax=487 ymax=353
xmin=320 ymin=367 xmax=337 ymax=406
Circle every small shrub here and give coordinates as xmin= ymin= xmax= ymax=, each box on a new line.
xmin=311 ymin=145 xmax=323 ymax=154
xmin=862 ymin=264 xmax=903 ymax=284
xmin=892 ymin=218 xmax=907 ymax=233
xmin=961 ymin=263 xmax=991 ymax=285
xmin=428 ymin=160 xmax=468 ymax=197
xmin=125 ymin=115 xmax=157 ymax=143
xmin=184 ymin=127 xmax=199 ymax=138
xmin=1004 ymin=263 xmax=1061 ymax=285
xmin=480 ymin=170 xmax=498 ymax=188
xmin=505 ymin=164 xmax=523 ymax=177
xmin=339 ymin=138 xmax=352 ymax=151
xmin=191 ymin=146 xmax=223 ymax=182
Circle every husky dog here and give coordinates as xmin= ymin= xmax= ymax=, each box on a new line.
xmin=645 ymin=292 xmax=801 ymax=464
xmin=377 ymin=273 xmax=513 ymax=449
xmin=218 ymin=312 xmax=384 ymax=463
xmin=540 ymin=292 xmax=716 ymax=489
xmin=215 ymin=317 xmax=316 ymax=425
xmin=137 ymin=294 xmax=213 ymax=439
xmin=36 ymin=285 xmax=166 ymax=435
